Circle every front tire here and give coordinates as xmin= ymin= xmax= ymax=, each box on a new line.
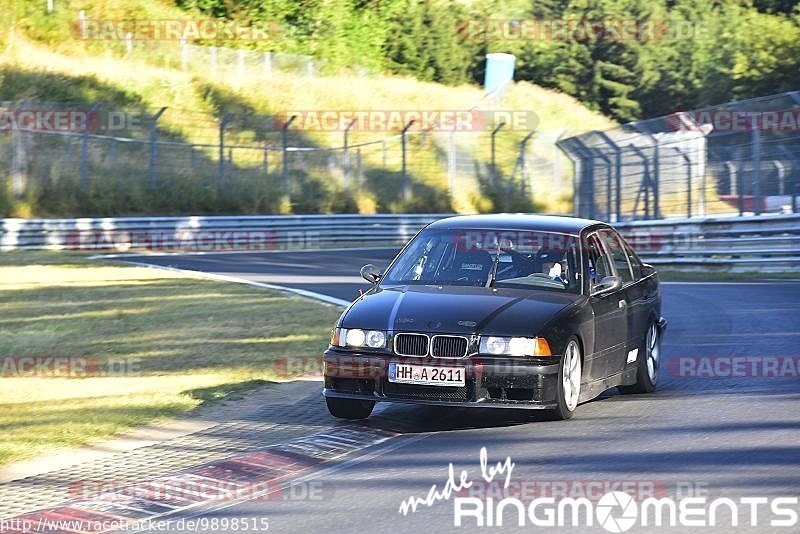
xmin=325 ymin=397 xmax=375 ymax=419
xmin=552 ymin=338 xmax=582 ymax=420
xmin=620 ymin=321 xmax=660 ymax=394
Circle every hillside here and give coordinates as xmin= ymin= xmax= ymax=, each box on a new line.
xmin=0 ymin=1 xmax=614 ymax=216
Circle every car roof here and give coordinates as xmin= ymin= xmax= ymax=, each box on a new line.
xmin=426 ymin=214 xmax=606 ymax=234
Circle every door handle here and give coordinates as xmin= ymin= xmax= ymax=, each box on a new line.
xmin=618 ymin=299 xmax=627 ymax=309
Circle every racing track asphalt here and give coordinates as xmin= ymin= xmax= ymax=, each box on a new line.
xmin=120 ymin=249 xmax=800 ymax=533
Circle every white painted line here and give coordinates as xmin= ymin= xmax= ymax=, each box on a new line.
xmin=103 ymin=258 xmax=351 ymax=308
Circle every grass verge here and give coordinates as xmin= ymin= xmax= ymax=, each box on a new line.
xmin=0 ymin=251 xmax=341 ymax=466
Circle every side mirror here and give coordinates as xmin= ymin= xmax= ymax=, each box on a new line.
xmin=360 ymin=264 xmax=381 ymax=284
xmin=592 ymin=275 xmax=622 ymax=296
xmin=641 ymin=263 xmax=656 ymax=277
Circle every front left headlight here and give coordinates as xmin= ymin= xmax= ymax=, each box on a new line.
xmin=479 ymin=336 xmax=551 ymax=357
xmin=331 ymin=328 xmax=387 ymax=349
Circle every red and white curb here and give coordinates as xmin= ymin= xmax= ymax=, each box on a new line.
xmin=1 ymin=425 xmax=397 ymax=533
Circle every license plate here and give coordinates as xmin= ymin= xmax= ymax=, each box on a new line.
xmin=388 ymin=363 xmax=465 ymax=387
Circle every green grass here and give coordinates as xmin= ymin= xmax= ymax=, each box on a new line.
xmin=0 ymin=251 xmax=341 ymax=466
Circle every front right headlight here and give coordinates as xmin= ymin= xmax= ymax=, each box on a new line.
xmin=478 ymin=336 xmax=552 ymax=357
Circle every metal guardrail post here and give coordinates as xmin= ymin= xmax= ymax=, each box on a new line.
xmin=149 ymin=107 xmax=167 ymax=190
xmin=218 ymin=113 xmax=234 ymax=192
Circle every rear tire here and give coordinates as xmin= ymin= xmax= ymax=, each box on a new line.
xmin=325 ymin=397 xmax=375 ymax=419
xmin=620 ymin=321 xmax=660 ymax=394
xmin=551 ymin=337 xmax=582 ymax=420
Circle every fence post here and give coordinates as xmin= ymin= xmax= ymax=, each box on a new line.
xmin=263 ymin=52 xmax=272 ymax=74
xmin=777 ymin=145 xmax=798 ymax=213
xmin=490 ymin=122 xmax=506 ymax=188
xmin=149 ymin=107 xmax=167 ymax=190
xmin=80 ymin=102 xmax=102 ymax=191
xmin=592 ymin=150 xmax=612 ymax=221
xmin=79 ymin=10 xmax=86 ymax=38
xmin=282 ymin=115 xmax=297 ymax=201
xmin=10 ymin=129 xmax=23 ymax=197
xmin=180 ymin=37 xmax=188 ymax=69
xmin=592 ymin=131 xmax=622 ymax=222
xmin=237 ymin=50 xmax=245 ymax=78
xmin=515 ymin=130 xmax=536 ymax=199
xmin=342 ymin=119 xmax=356 ymax=190
xmin=628 ymin=145 xmax=651 ymax=220
xmin=648 ymin=136 xmax=661 ymax=219
xmin=671 ymin=147 xmax=692 ymax=218
xmin=218 ymin=113 xmax=233 ymax=191
xmin=752 ymin=124 xmax=762 ymax=215
xmin=355 ymin=148 xmax=362 ymax=185
xmin=773 ymin=160 xmax=786 ymax=196
xmin=448 ymin=131 xmax=456 ymax=194
xmin=401 ymin=120 xmax=415 ymax=201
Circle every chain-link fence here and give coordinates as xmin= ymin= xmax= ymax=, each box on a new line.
xmin=558 ymin=91 xmax=800 ymax=222
xmin=0 ymin=98 xmax=571 ymax=217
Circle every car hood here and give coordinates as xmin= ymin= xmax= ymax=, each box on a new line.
xmin=341 ymin=284 xmax=583 ymax=336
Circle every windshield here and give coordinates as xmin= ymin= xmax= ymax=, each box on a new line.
xmin=382 ymin=228 xmax=582 ymax=293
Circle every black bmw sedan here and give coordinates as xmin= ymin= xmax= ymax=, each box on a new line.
xmin=322 ymin=214 xmax=666 ymax=420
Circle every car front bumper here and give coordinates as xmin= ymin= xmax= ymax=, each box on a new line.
xmin=322 ymin=350 xmax=562 ymax=409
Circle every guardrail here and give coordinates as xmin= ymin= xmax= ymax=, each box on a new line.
xmin=617 ymin=213 xmax=800 ymax=272
xmin=0 ymin=214 xmax=444 ymax=252
xmin=2 ymin=213 xmax=799 ymax=273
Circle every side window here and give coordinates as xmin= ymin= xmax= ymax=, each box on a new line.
xmin=600 ymin=229 xmax=634 ymax=283
xmin=622 ymin=241 xmax=644 ymax=280
xmin=585 ymin=233 xmax=613 ymax=285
